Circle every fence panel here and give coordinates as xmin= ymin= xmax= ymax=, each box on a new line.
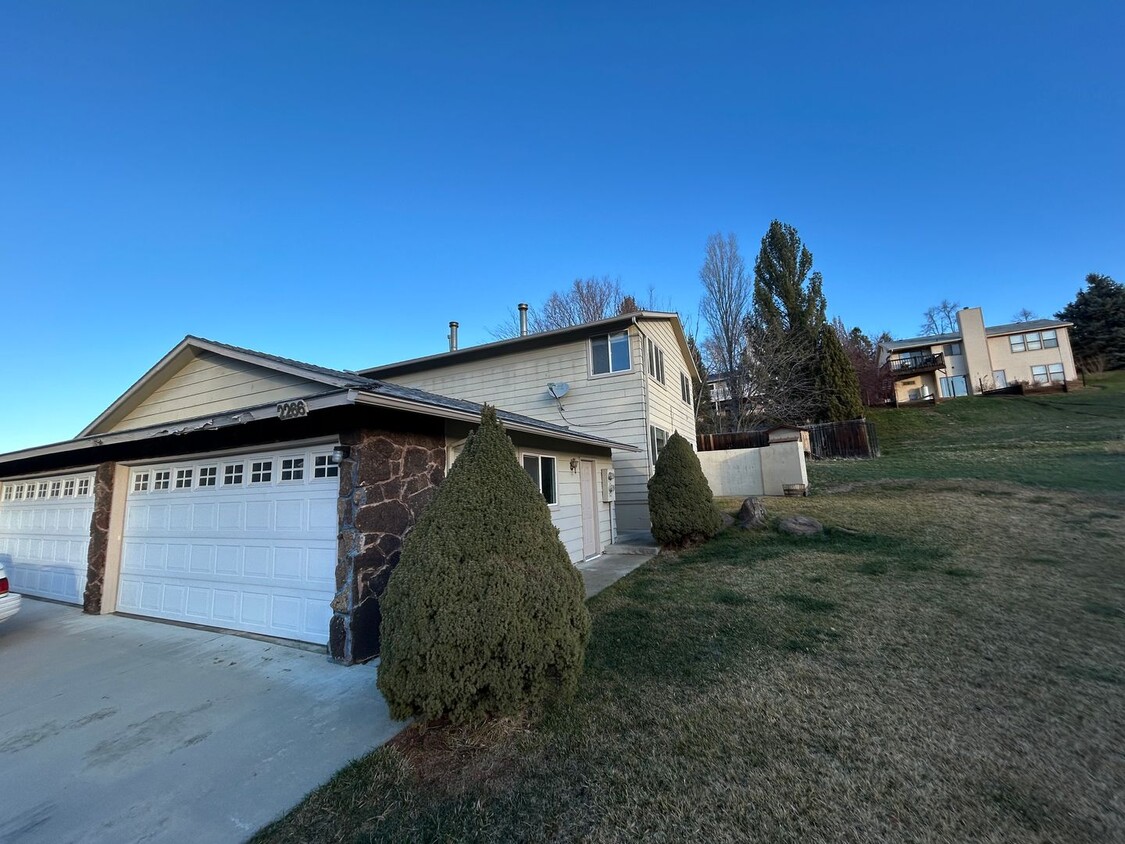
xmin=804 ymin=419 xmax=880 ymax=460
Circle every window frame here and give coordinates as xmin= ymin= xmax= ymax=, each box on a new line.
xmin=152 ymin=470 xmax=171 ymax=491
xmin=77 ymin=478 xmax=92 ymax=496
xmin=1030 ymin=364 xmax=1049 ymax=385
xmin=589 ymin=330 xmax=632 ymax=377
xmin=521 ymin=453 xmax=558 ymax=506
xmin=250 ymin=460 xmax=273 ymax=484
xmin=223 ymin=463 xmax=245 ymax=486
xmin=1041 ymin=329 xmax=1058 ymax=349
xmin=680 ymin=372 xmax=692 ymax=404
xmin=650 ymin=425 xmax=669 ymax=463
xmin=198 ymin=466 xmax=218 ymax=487
xmin=174 ymin=468 xmax=194 ymax=489
xmin=646 ymin=338 xmax=666 ymax=384
xmin=1048 ymin=362 xmax=1065 ymax=383
xmin=312 ymin=454 xmax=339 ymax=479
xmin=943 ymin=342 xmax=963 ymax=357
xmin=1009 ymin=334 xmax=1026 ymax=353
xmin=133 ymin=472 xmax=150 ymax=493
xmin=63 ymin=479 xmax=75 ymax=497
xmin=279 ymin=457 xmax=305 ymax=483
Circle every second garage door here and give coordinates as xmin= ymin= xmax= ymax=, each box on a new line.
xmin=118 ymin=445 xmax=340 ymax=644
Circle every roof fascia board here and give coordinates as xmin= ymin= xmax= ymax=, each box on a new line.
xmin=7 ymin=390 xmax=356 ymax=467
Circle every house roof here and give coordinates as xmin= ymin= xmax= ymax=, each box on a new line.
xmin=880 ymin=318 xmax=1072 ymax=352
xmin=359 ymin=311 xmax=701 ymax=381
xmin=32 ymin=336 xmax=633 ymax=472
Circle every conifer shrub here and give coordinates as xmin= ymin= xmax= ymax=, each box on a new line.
xmin=377 ymin=406 xmax=591 ymax=723
xmin=647 ymin=432 xmax=723 ymax=548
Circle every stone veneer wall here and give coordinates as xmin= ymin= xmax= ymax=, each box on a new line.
xmin=82 ymin=461 xmax=116 ymax=614
xmin=330 ymin=428 xmax=446 ymax=663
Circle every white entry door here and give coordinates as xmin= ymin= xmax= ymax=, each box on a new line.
xmin=580 ymin=460 xmax=600 ymax=559
xmin=0 ymin=472 xmax=96 ymax=603
xmin=118 ymin=445 xmax=340 ymax=644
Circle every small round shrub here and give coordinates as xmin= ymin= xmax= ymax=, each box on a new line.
xmin=648 ymin=431 xmax=723 ymax=548
xmin=377 ymin=405 xmax=591 ymax=723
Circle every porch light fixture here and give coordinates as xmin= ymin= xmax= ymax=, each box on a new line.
xmin=330 ymin=445 xmax=350 ymax=465
xmin=570 ymin=458 xmax=579 ymax=473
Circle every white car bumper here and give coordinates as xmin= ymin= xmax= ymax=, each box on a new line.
xmin=0 ymin=591 xmax=21 ymax=624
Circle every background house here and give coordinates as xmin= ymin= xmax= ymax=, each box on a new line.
xmin=879 ymin=307 xmax=1078 ymax=404
xmin=361 ymin=311 xmax=699 ymax=533
xmin=0 ymin=337 xmax=627 ymax=663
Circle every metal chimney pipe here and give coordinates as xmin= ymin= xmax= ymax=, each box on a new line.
xmin=448 ymin=321 xmax=459 ymax=351
xmin=518 ymin=303 xmax=529 ymax=336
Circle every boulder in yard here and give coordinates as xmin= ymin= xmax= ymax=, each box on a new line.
xmin=737 ymin=497 xmax=768 ymax=530
xmin=778 ymin=515 xmax=824 ymax=536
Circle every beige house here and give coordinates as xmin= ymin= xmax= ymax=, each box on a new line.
xmin=362 ymin=311 xmax=699 ymax=533
xmin=0 ymin=337 xmax=628 ymax=662
xmin=880 ymin=308 xmax=1078 ymax=404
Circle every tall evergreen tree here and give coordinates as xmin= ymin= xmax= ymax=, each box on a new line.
xmin=1056 ymin=273 xmax=1125 ymax=370
xmin=751 ymin=220 xmax=859 ymax=421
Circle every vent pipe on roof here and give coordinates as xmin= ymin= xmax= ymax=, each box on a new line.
xmin=518 ymin=302 xmax=529 ymax=336
xmin=448 ymin=321 xmax=459 ymax=352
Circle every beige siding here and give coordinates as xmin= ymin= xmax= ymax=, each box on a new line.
xmin=388 ymin=318 xmax=696 ymax=533
xmin=985 ymin=328 xmax=1077 ymax=385
xmin=108 ymin=352 xmax=322 ymax=432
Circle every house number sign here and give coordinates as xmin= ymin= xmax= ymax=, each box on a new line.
xmin=277 ymin=400 xmax=308 ymax=420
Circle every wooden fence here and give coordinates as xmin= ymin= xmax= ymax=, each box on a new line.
xmin=696 ymin=429 xmax=771 ymax=452
xmin=803 ymin=419 xmax=880 ymax=460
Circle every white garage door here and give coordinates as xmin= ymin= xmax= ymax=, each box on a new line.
xmin=118 ymin=445 xmax=340 ymax=644
xmin=0 ymin=472 xmax=96 ymax=604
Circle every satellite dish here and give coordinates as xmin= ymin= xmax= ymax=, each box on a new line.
xmin=547 ymin=382 xmax=570 ymax=399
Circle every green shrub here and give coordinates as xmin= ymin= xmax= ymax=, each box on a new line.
xmin=377 ymin=406 xmax=591 ymax=723
xmin=647 ymin=432 xmax=723 ymax=547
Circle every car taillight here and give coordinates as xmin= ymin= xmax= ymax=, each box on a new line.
xmin=0 ymin=577 xmax=7 ymax=595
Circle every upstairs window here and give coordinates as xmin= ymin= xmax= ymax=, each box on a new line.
xmin=943 ymin=342 xmax=963 ymax=356
xmin=647 ymin=338 xmax=666 ymax=384
xmin=1009 ymin=334 xmax=1026 ymax=353
xmin=591 ymin=331 xmax=631 ymax=375
xmin=680 ymin=372 xmax=692 ymax=404
xmin=522 ymin=454 xmax=557 ymax=505
xmin=1041 ymin=329 xmax=1058 ymax=349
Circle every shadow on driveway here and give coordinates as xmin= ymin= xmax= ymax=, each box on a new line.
xmin=0 ymin=599 xmax=403 ymax=844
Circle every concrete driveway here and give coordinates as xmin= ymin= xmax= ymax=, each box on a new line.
xmin=0 ymin=599 xmax=403 ymax=844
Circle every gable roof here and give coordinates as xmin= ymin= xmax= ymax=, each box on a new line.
xmin=880 ymin=318 xmax=1072 ymax=352
xmin=359 ymin=311 xmax=701 ymax=381
xmin=69 ymin=336 xmax=633 ymax=457
xmin=79 ymin=336 xmax=372 ymax=437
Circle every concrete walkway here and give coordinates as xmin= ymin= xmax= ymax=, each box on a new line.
xmin=579 ymin=531 xmax=659 ymax=597
xmin=0 ymin=599 xmax=403 ymax=844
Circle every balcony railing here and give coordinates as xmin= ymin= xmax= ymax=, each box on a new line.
xmin=889 ymin=352 xmax=945 ymax=378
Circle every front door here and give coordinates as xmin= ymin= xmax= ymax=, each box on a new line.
xmin=579 ymin=460 xmax=600 ymax=559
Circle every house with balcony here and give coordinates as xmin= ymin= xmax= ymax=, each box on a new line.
xmin=879 ymin=307 xmax=1078 ymax=404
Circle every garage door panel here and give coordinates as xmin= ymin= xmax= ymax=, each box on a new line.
xmin=119 ymin=446 xmax=339 ymax=644
xmin=0 ymin=471 xmax=95 ymax=604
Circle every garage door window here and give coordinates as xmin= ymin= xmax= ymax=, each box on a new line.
xmin=50 ymin=481 xmax=61 ymax=497
xmin=2 ymin=486 xmax=10 ymax=501
xmin=251 ymin=461 xmax=272 ymax=483
xmin=280 ymin=458 xmax=304 ymax=482
xmin=133 ymin=473 xmax=149 ymax=492
xmin=313 ymin=454 xmax=338 ymax=479
xmin=224 ymin=463 xmax=244 ymax=485
xmin=198 ymin=466 xmax=217 ymax=487
xmin=153 ymin=471 xmax=170 ymax=491
xmin=175 ymin=469 xmax=193 ymax=489
xmin=63 ymin=479 xmax=75 ymax=496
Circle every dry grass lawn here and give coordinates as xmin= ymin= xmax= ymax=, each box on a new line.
xmin=254 ymin=377 xmax=1124 ymax=843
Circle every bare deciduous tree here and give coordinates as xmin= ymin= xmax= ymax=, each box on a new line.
xmin=1012 ymin=308 xmax=1038 ymax=323
xmin=738 ymin=320 xmax=822 ymax=428
xmin=490 ymin=276 xmax=637 ymax=338
xmin=920 ymin=299 xmax=961 ymax=335
xmin=699 ymin=232 xmax=752 ymax=430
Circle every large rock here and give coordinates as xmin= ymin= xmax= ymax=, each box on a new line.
xmin=737 ymin=497 xmax=768 ymax=530
xmin=778 ymin=515 xmax=824 ymax=536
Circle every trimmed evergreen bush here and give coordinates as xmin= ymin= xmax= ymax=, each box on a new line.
xmin=377 ymin=406 xmax=591 ymax=723
xmin=647 ymin=432 xmax=723 ymax=548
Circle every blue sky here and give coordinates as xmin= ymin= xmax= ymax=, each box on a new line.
xmin=1 ymin=1 xmax=1121 ymax=452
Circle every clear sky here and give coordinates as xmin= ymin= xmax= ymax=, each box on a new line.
xmin=1 ymin=1 xmax=1121 ymax=453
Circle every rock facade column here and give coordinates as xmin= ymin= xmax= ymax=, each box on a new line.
xmin=82 ymin=461 xmax=116 ymax=614
xmin=330 ymin=429 xmax=445 ymax=663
